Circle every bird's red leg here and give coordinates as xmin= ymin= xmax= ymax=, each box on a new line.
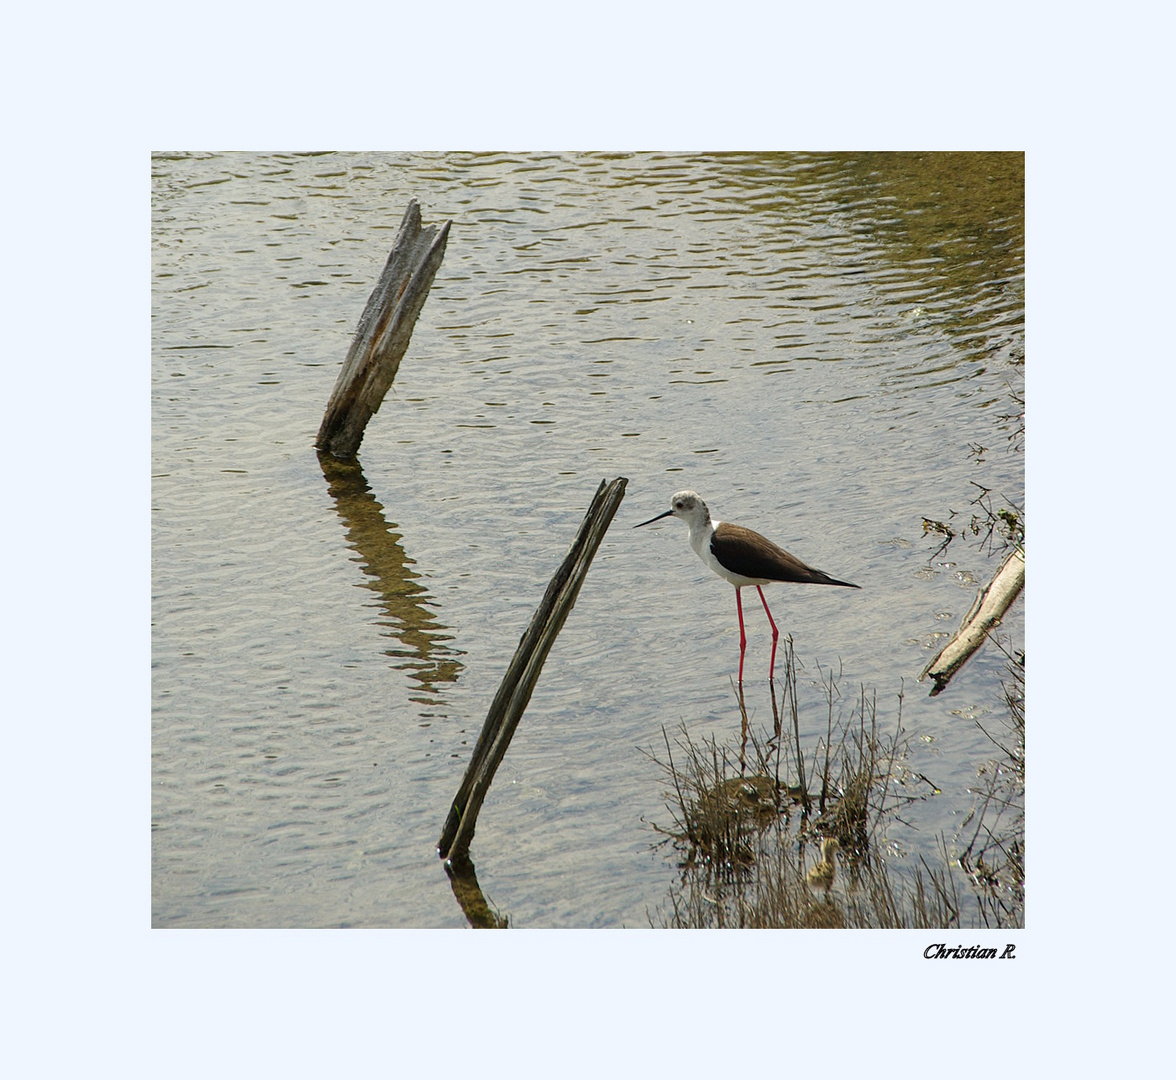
xmin=735 ymin=586 xmax=747 ymax=683
xmin=756 ymin=585 xmax=780 ymax=682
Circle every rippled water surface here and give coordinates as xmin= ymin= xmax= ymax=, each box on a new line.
xmin=152 ymin=152 xmax=1024 ymax=927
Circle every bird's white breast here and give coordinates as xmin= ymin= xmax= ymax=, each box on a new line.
xmin=689 ymin=518 xmax=772 ymax=588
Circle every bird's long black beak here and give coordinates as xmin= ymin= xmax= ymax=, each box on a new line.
xmin=633 ymin=510 xmax=673 ymax=529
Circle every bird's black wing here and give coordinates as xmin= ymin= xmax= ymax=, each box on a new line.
xmin=711 ymin=524 xmax=860 ymax=588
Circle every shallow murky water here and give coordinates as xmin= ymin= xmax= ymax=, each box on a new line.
xmin=152 ymin=152 xmax=1024 ymax=927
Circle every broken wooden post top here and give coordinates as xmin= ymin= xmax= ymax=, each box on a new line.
xmin=316 ymin=199 xmax=452 ymax=460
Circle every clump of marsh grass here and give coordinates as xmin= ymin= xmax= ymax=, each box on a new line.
xmin=955 ymin=645 xmax=1024 ymax=928
xmin=645 ymin=723 xmax=796 ymax=877
xmin=645 ymin=638 xmax=1016 ymax=929
xmin=652 ymin=790 xmax=964 ymax=930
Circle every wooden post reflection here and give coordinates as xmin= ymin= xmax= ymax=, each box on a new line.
xmin=318 ymin=452 xmax=462 ymax=699
xmin=445 ymin=855 xmax=508 ymax=929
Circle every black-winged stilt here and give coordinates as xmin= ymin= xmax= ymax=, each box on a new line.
xmin=634 ymin=490 xmax=860 ymax=682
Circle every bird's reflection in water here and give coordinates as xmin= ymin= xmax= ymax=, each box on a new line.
xmin=319 ymin=453 xmax=463 ymax=702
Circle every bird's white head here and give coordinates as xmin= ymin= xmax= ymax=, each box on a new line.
xmin=668 ymin=490 xmax=710 ymax=529
xmin=633 ymin=489 xmax=712 ymax=533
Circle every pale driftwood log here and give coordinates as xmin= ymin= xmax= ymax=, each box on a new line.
xmin=920 ymin=546 xmax=1025 ymax=696
xmin=438 ymin=478 xmax=629 ymax=865
xmin=315 ymin=200 xmax=451 ymax=459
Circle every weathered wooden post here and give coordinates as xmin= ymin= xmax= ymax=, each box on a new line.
xmin=316 ymin=199 xmax=450 ymax=459
xmin=438 ymin=477 xmax=629 ymax=865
